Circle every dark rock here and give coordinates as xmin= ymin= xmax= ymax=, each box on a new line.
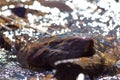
xmin=11 ymin=7 xmax=26 ymax=18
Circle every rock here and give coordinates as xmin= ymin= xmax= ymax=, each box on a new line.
xmin=11 ymin=7 xmax=26 ymax=18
